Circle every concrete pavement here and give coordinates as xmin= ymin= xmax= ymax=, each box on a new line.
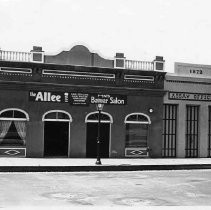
xmin=1 ymin=158 xmax=211 ymax=172
xmin=1 ymin=170 xmax=211 ymax=206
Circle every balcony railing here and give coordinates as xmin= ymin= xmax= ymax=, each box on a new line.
xmin=0 ymin=50 xmax=31 ymax=62
xmin=125 ymin=60 xmax=154 ymax=71
xmin=0 ymin=48 xmax=163 ymax=71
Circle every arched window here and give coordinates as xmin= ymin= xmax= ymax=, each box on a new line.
xmin=125 ymin=113 xmax=150 ymax=148
xmin=0 ymin=109 xmax=29 ymax=146
xmin=85 ymin=111 xmax=113 ymax=123
xmin=42 ymin=110 xmax=72 ymax=122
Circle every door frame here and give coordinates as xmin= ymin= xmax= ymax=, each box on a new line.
xmin=85 ymin=111 xmax=113 ymax=158
xmin=42 ymin=110 xmax=72 ymax=157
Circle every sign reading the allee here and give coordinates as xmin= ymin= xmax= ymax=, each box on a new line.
xmin=29 ymin=91 xmax=127 ymax=105
xmin=29 ymin=91 xmax=68 ymax=103
xmin=169 ymin=92 xmax=211 ymax=101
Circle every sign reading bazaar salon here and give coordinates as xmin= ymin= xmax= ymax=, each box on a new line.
xmin=90 ymin=93 xmax=127 ymax=105
xmin=29 ymin=91 xmax=127 ymax=105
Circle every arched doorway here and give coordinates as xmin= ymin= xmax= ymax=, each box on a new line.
xmin=42 ymin=110 xmax=72 ymax=157
xmin=124 ymin=113 xmax=151 ymax=157
xmin=0 ymin=108 xmax=29 ymax=157
xmin=85 ymin=111 xmax=113 ymax=158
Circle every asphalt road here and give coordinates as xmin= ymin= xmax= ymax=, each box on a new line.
xmin=1 ymin=170 xmax=211 ymax=208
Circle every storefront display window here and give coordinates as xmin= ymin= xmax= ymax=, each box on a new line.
xmin=0 ymin=109 xmax=28 ymax=146
xmin=125 ymin=113 xmax=150 ymax=148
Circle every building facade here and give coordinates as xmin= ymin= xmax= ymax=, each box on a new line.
xmin=164 ymin=62 xmax=211 ymax=158
xmin=0 ymin=45 xmax=166 ymax=158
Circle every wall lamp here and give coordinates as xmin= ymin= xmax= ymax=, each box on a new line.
xmin=148 ymin=108 xmax=154 ymax=113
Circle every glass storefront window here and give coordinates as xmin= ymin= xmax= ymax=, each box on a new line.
xmin=125 ymin=113 xmax=150 ymax=148
xmin=126 ymin=124 xmax=148 ymax=147
xmin=0 ymin=109 xmax=28 ymax=146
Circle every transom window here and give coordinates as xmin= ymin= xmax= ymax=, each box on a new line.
xmin=87 ymin=113 xmax=110 ymax=121
xmin=0 ymin=109 xmax=28 ymax=120
xmin=125 ymin=113 xmax=150 ymax=148
xmin=43 ymin=110 xmax=72 ymax=122
xmin=85 ymin=112 xmax=113 ymax=123
xmin=126 ymin=114 xmax=150 ymax=123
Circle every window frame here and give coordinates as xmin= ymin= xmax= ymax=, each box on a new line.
xmin=0 ymin=108 xmax=29 ymax=121
xmin=42 ymin=110 xmax=72 ymax=122
xmin=124 ymin=113 xmax=151 ymax=148
xmin=85 ymin=111 xmax=113 ymax=123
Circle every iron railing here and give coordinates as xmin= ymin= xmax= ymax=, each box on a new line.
xmin=186 ymin=105 xmax=199 ymax=158
xmin=162 ymin=104 xmax=177 ymax=157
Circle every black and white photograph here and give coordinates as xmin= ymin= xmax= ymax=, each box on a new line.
xmin=0 ymin=0 xmax=211 ymax=209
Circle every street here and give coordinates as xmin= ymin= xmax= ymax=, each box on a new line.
xmin=1 ymin=170 xmax=211 ymax=208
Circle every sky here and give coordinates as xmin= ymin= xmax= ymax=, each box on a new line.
xmin=1 ymin=0 xmax=211 ymax=72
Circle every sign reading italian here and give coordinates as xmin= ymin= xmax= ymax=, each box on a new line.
xmin=29 ymin=91 xmax=127 ymax=105
xmin=169 ymin=92 xmax=211 ymax=101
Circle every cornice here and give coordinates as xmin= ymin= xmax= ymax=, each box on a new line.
xmin=165 ymin=79 xmax=211 ymax=85
xmin=0 ymin=80 xmax=166 ymax=96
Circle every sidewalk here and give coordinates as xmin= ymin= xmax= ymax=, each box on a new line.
xmin=1 ymin=158 xmax=211 ymax=172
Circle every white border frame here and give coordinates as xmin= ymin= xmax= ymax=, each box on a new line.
xmin=85 ymin=111 xmax=113 ymax=123
xmin=0 ymin=108 xmax=29 ymax=121
xmin=124 ymin=75 xmax=154 ymax=82
xmin=154 ymin=60 xmax=165 ymax=71
xmin=31 ymin=52 xmax=44 ymax=63
xmin=42 ymin=110 xmax=72 ymax=122
xmin=0 ymin=148 xmax=26 ymax=157
xmin=0 ymin=67 xmax=32 ymax=74
xmin=42 ymin=110 xmax=72 ymax=158
xmin=114 ymin=57 xmax=126 ymax=69
xmin=43 ymin=69 xmax=115 ymax=79
xmin=125 ymin=147 xmax=149 ymax=157
xmin=124 ymin=113 xmax=151 ymax=124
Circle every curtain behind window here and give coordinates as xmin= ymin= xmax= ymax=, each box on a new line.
xmin=14 ymin=121 xmax=26 ymax=140
xmin=0 ymin=121 xmax=12 ymax=143
xmin=0 ymin=120 xmax=26 ymax=146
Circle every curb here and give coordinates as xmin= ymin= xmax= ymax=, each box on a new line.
xmin=1 ymin=164 xmax=211 ymax=172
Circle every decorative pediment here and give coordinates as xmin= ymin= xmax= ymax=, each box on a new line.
xmin=44 ymin=45 xmax=113 ymax=68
